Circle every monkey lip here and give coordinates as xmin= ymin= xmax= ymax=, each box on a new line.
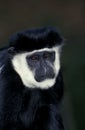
xmin=35 ymin=74 xmax=55 ymax=82
xmin=35 ymin=76 xmax=45 ymax=82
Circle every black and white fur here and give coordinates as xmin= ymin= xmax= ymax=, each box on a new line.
xmin=12 ymin=47 xmax=60 ymax=89
xmin=0 ymin=27 xmax=64 ymax=130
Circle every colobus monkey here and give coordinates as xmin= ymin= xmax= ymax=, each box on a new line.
xmin=0 ymin=27 xmax=64 ymax=130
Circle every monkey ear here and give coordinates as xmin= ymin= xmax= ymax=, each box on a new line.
xmin=7 ymin=47 xmax=16 ymax=56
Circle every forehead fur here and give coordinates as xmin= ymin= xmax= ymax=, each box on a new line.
xmin=9 ymin=27 xmax=63 ymax=52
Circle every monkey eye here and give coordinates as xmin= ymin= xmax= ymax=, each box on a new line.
xmin=30 ymin=55 xmax=39 ymax=61
xmin=44 ymin=52 xmax=51 ymax=59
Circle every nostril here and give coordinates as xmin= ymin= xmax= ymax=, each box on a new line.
xmin=40 ymin=75 xmax=45 ymax=79
xmin=39 ymin=74 xmax=45 ymax=81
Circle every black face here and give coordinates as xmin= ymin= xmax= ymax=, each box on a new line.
xmin=26 ymin=51 xmax=55 ymax=82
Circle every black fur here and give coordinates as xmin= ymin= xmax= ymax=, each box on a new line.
xmin=0 ymin=27 xmax=64 ymax=130
xmin=9 ymin=27 xmax=63 ymax=52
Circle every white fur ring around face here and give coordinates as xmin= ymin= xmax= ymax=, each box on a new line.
xmin=12 ymin=47 xmax=60 ymax=89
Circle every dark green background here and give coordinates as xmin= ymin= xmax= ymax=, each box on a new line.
xmin=0 ymin=0 xmax=85 ymax=130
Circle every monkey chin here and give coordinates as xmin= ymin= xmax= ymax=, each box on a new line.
xmin=24 ymin=78 xmax=56 ymax=89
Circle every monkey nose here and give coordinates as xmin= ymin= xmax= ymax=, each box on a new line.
xmin=35 ymin=69 xmax=46 ymax=82
xmin=35 ymin=75 xmax=45 ymax=82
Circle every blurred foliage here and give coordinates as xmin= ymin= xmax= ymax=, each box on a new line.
xmin=0 ymin=0 xmax=85 ymax=130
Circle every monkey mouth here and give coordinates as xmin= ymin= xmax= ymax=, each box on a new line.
xmin=35 ymin=76 xmax=45 ymax=82
xmin=35 ymin=74 xmax=55 ymax=82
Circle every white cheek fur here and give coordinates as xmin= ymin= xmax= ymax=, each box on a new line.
xmin=12 ymin=47 xmax=60 ymax=89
